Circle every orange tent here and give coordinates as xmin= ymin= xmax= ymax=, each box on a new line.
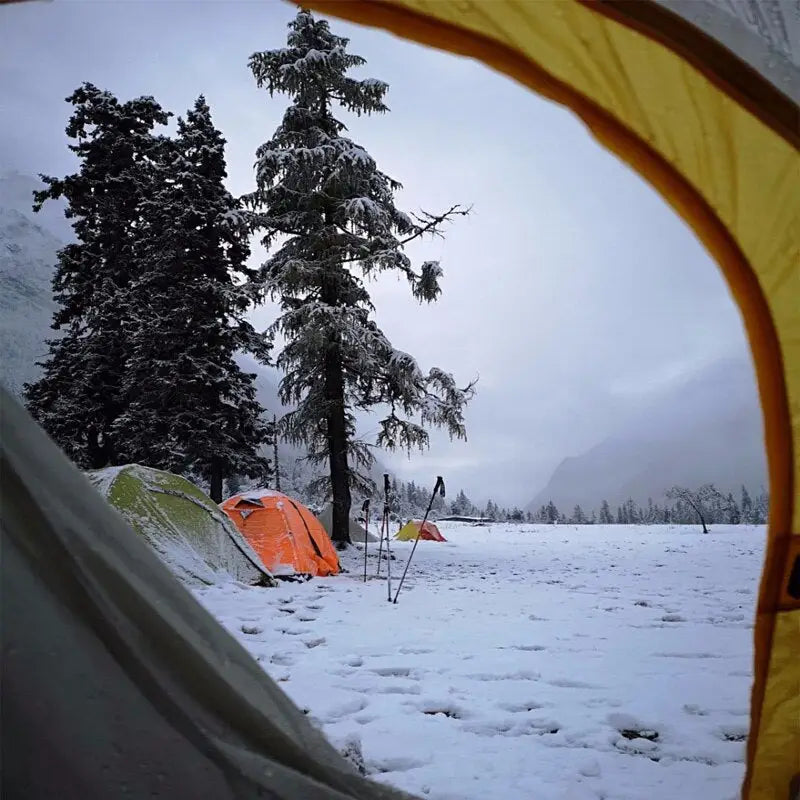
xmin=221 ymin=490 xmax=339 ymax=577
xmin=395 ymin=520 xmax=446 ymax=542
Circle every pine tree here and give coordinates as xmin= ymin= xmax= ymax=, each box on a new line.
xmin=111 ymin=96 xmax=271 ymax=501
xmin=741 ymin=485 xmax=753 ymax=523
xmin=246 ymin=10 xmax=474 ymax=544
xmin=25 ymin=84 xmax=169 ymax=468
xmin=753 ymin=488 xmax=769 ymax=524
xmin=726 ymin=492 xmax=741 ymax=524
xmin=599 ymin=499 xmax=613 ymax=524
xmin=571 ymin=504 xmax=587 ymax=524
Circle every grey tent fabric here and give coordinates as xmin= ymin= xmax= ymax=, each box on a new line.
xmin=318 ymin=503 xmax=378 ymax=543
xmin=659 ymin=0 xmax=800 ymax=102
xmin=0 ymin=386 xmax=416 ymax=800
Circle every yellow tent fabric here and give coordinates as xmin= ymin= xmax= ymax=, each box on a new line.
xmin=394 ymin=520 xmax=445 ymax=541
xmin=296 ymin=3 xmax=799 ymax=799
xmin=394 ymin=522 xmax=419 ymax=541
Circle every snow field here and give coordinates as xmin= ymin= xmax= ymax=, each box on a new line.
xmin=194 ymin=523 xmax=763 ymax=800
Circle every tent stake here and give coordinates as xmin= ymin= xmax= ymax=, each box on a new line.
xmin=393 ymin=476 xmax=445 ymax=604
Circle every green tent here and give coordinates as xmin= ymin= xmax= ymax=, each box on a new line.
xmin=1 ymin=384 xmax=413 ymax=800
xmin=87 ymin=463 xmax=274 ymax=587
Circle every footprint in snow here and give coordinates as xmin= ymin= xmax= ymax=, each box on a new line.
xmin=319 ymin=696 xmax=369 ymax=723
xmin=654 ymin=651 xmax=722 ymax=659
xmin=499 ymin=644 xmax=547 ymax=652
xmin=369 ymin=756 xmax=430 ymax=774
xmin=499 ymin=700 xmax=548 ymax=712
xmin=547 ymin=678 xmax=601 ymax=689
xmin=240 ymin=624 xmax=264 ymax=635
xmin=467 ymin=670 xmax=541 ymax=682
xmin=661 ymin=613 xmax=686 ymax=622
xmin=374 ymin=684 xmax=422 ymax=695
xmin=304 ymin=637 xmax=326 ymax=649
xmin=462 ymin=717 xmax=560 ymax=737
xmin=296 ymin=615 xmax=317 ymax=622
xmin=418 ymin=700 xmax=467 ymax=719
xmin=276 ymin=626 xmax=306 ymax=636
xmin=717 ymin=724 xmax=748 ymax=742
xmin=398 ymin=646 xmax=433 ymax=655
xmin=370 ymin=666 xmax=414 ymax=677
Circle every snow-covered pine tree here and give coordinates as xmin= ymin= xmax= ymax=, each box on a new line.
xmin=25 ymin=84 xmax=170 ymax=468
xmin=741 ymin=485 xmax=753 ymax=523
xmin=112 ymin=96 xmax=272 ymax=501
xmin=246 ymin=10 xmax=474 ymax=545
xmin=570 ymin=504 xmax=587 ymax=524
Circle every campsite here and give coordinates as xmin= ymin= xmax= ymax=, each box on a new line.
xmin=194 ymin=520 xmax=765 ymax=800
xmin=1 ymin=2 xmax=797 ymax=800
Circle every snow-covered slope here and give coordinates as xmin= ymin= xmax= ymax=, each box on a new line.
xmin=195 ymin=521 xmax=762 ymax=800
xmin=528 ymin=357 xmax=766 ymax=511
xmin=0 ymin=201 xmax=61 ymax=396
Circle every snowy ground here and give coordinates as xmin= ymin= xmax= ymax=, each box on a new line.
xmin=194 ymin=523 xmax=764 ymax=800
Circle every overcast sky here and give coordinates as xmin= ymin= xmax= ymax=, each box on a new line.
xmin=0 ymin=0 xmax=757 ymax=506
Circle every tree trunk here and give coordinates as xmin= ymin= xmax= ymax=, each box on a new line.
xmin=273 ymin=414 xmax=281 ymax=492
xmin=86 ymin=425 xmax=112 ymax=470
xmin=209 ymin=458 xmax=223 ymax=504
xmin=324 ymin=346 xmax=352 ymax=547
xmin=689 ymin=502 xmax=709 ymax=534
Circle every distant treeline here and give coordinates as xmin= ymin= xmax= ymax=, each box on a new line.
xmin=383 ymin=480 xmax=769 ymax=526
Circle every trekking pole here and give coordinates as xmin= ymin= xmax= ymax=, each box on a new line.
xmin=385 ymin=497 xmax=393 ymax=602
xmin=362 ymin=499 xmax=370 ymax=583
xmin=376 ymin=474 xmax=389 ymax=576
xmin=393 ymin=476 xmax=445 ymax=604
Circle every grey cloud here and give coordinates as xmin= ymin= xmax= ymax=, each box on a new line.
xmin=0 ymin=0 xmax=759 ymax=506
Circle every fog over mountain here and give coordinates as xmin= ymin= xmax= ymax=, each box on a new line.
xmin=0 ymin=172 xmax=63 ymax=396
xmin=527 ymin=357 xmax=766 ymax=513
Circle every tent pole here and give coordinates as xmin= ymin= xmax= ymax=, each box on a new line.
xmin=393 ymin=477 xmax=444 ymax=604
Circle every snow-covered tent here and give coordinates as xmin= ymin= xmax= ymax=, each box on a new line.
xmin=87 ymin=463 xmax=274 ymax=587
xmin=318 ymin=502 xmax=378 ymax=543
xmin=221 ymin=490 xmax=340 ymax=577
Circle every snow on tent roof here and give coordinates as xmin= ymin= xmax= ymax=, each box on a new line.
xmin=241 ymin=488 xmax=284 ymax=501
xmin=87 ymin=464 xmax=273 ymax=588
